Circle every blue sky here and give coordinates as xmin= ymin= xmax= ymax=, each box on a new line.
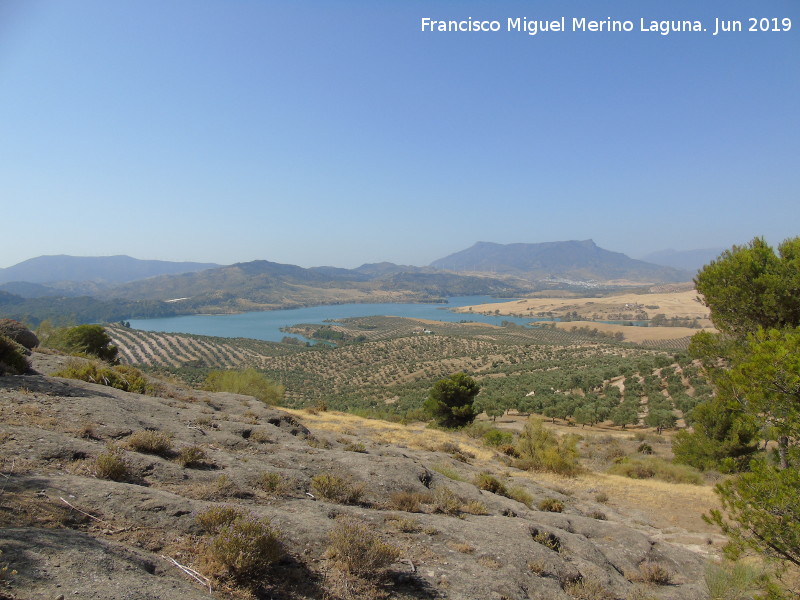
xmin=1 ymin=0 xmax=798 ymax=269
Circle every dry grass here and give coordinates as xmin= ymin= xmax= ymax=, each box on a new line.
xmin=94 ymin=445 xmax=130 ymax=481
xmin=516 ymin=470 xmax=720 ymax=536
xmin=310 ymin=473 xmax=365 ymax=505
xmin=325 ymin=519 xmax=399 ymax=578
xmin=447 ymin=541 xmax=475 ymax=554
xmin=627 ymin=561 xmax=673 ymax=585
xmin=563 ymin=578 xmax=612 ymax=599
xmin=387 ymin=490 xmax=431 ymax=512
xmin=202 ymin=514 xmax=284 ymax=584
xmin=126 ymin=430 xmax=173 ymax=456
xmin=538 ymin=498 xmax=565 ymax=513
xmin=176 ymin=445 xmax=206 ymax=467
xmin=280 ymin=408 xmax=494 ymax=461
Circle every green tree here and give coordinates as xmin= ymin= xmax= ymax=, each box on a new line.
xmin=476 ymin=399 xmax=504 ymax=422
xmin=716 ymin=327 xmax=800 ymax=470
xmin=45 ymin=325 xmax=118 ymax=362
xmin=695 ymin=237 xmax=800 ymax=336
xmin=686 ymin=236 xmax=800 ymax=589
xmin=423 ymin=373 xmax=480 ymax=428
xmin=706 ymin=459 xmax=800 ymax=569
xmin=644 ymin=409 xmax=677 ymax=434
xmin=672 ymin=396 xmax=759 ymax=472
xmin=611 ymin=404 xmax=638 ymax=429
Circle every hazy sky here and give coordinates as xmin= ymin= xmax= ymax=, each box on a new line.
xmin=1 ymin=0 xmax=798 ymax=269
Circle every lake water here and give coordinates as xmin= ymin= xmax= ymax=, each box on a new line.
xmin=127 ymin=296 xmax=540 ymax=342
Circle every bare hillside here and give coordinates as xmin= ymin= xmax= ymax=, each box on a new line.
xmin=0 ymin=354 xmax=714 ymax=600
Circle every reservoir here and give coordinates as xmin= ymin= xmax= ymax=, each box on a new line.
xmin=127 ymin=296 xmax=537 ymax=342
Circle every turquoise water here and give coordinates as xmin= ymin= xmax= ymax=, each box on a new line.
xmin=127 ymin=296 xmax=540 ymax=342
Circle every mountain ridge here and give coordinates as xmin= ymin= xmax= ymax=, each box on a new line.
xmin=430 ymin=240 xmax=690 ymax=282
xmin=0 ymin=255 xmax=220 ymax=285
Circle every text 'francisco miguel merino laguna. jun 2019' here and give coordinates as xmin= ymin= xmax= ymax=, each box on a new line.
xmin=420 ymin=16 xmax=793 ymax=37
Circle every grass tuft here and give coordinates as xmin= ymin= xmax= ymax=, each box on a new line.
xmin=310 ymin=473 xmax=364 ymax=505
xmin=325 ymin=518 xmax=399 ymax=579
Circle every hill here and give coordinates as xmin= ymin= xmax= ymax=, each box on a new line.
xmin=0 ymin=255 xmax=220 ymax=285
xmin=431 ymin=241 xmax=690 ymax=283
xmin=0 ymin=352 xmax=716 ymax=600
xmin=100 ymin=260 xmax=530 ymax=306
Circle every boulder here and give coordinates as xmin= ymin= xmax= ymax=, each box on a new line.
xmin=0 ymin=319 xmax=39 ymax=349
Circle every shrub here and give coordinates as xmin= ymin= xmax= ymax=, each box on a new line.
xmin=77 ymin=422 xmax=96 ymax=439
xmin=431 ymin=486 xmax=463 ymax=515
xmin=126 ymin=430 xmax=173 ymax=456
xmin=704 ymin=560 xmax=768 ymax=600
xmin=204 ymin=514 xmax=283 ymax=583
xmin=463 ymin=421 xmax=495 ymax=438
xmin=325 ymin=519 xmax=399 ymax=578
xmin=483 ymin=429 xmax=513 ymax=447
xmin=53 ymin=359 xmax=148 ymax=393
xmin=438 ymin=441 xmax=462 ymax=454
xmin=207 ymin=474 xmax=247 ymax=499
xmin=203 ymin=368 xmax=284 ymax=406
xmin=0 ymin=335 xmax=29 ymax=375
xmin=196 ymin=505 xmax=244 ymax=534
xmin=628 ymin=561 xmax=672 ymax=585
xmin=508 ymin=485 xmax=534 ymax=508
xmin=515 ymin=419 xmax=583 ymax=477
xmin=538 ymin=498 xmax=565 ymax=513
xmin=310 ymin=473 xmax=364 ymax=505
xmin=498 ymin=443 xmax=520 ymax=457
xmin=608 ymin=457 xmax=703 ymax=485
xmin=461 ymin=500 xmax=489 ymax=515
xmin=531 ymin=528 xmax=561 ymax=552
xmin=177 ymin=445 xmax=206 ymax=467
xmin=563 ymin=578 xmax=611 ymax=599
xmin=94 ymin=445 xmax=130 ymax=481
xmin=342 ymin=441 xmax=366 ymax=453
xmin=474 ymin=472 xmax=508 ymax=496
xmin=45 ymin=325 xmax=118 ymax=362
xmin=388 ymin=490 xmax=431 ymax=512
xmin=386 ymin=517 xmax=421 ymax=533
xmin=637 ymin=442 xmax=654 ymax=455
xmin=255 ymin=472 xmax=291 ymax=495
xmin=595 ymin=491 xmax=609 ymax=503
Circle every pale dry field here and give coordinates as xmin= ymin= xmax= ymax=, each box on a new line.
xmin=551 ymin=320 xmax=704 ymax=343
xmin=457 ymin=290 xmax=710 ymax=321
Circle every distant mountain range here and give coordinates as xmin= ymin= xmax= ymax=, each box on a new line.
xmin=0 ymin=255 xmax=219 ymax=287
xmin=0 ymin=243 xmax=697 ymax=324
xmin=430 ymin=240 xmax=690 ymax=283
xmin=639 ymin=248 xmax=724 ymax=273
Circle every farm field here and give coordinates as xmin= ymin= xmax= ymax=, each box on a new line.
xmin=107 ymin=315 xmax=710 ymax=428
xmin=456 ymin=289 xmax=713 ymax=327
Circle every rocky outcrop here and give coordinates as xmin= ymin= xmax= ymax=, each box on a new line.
xmin=0 ymin=318 xmax=39 ymax=349
xmin=0 ymin=356 xmax=711 ymax=600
